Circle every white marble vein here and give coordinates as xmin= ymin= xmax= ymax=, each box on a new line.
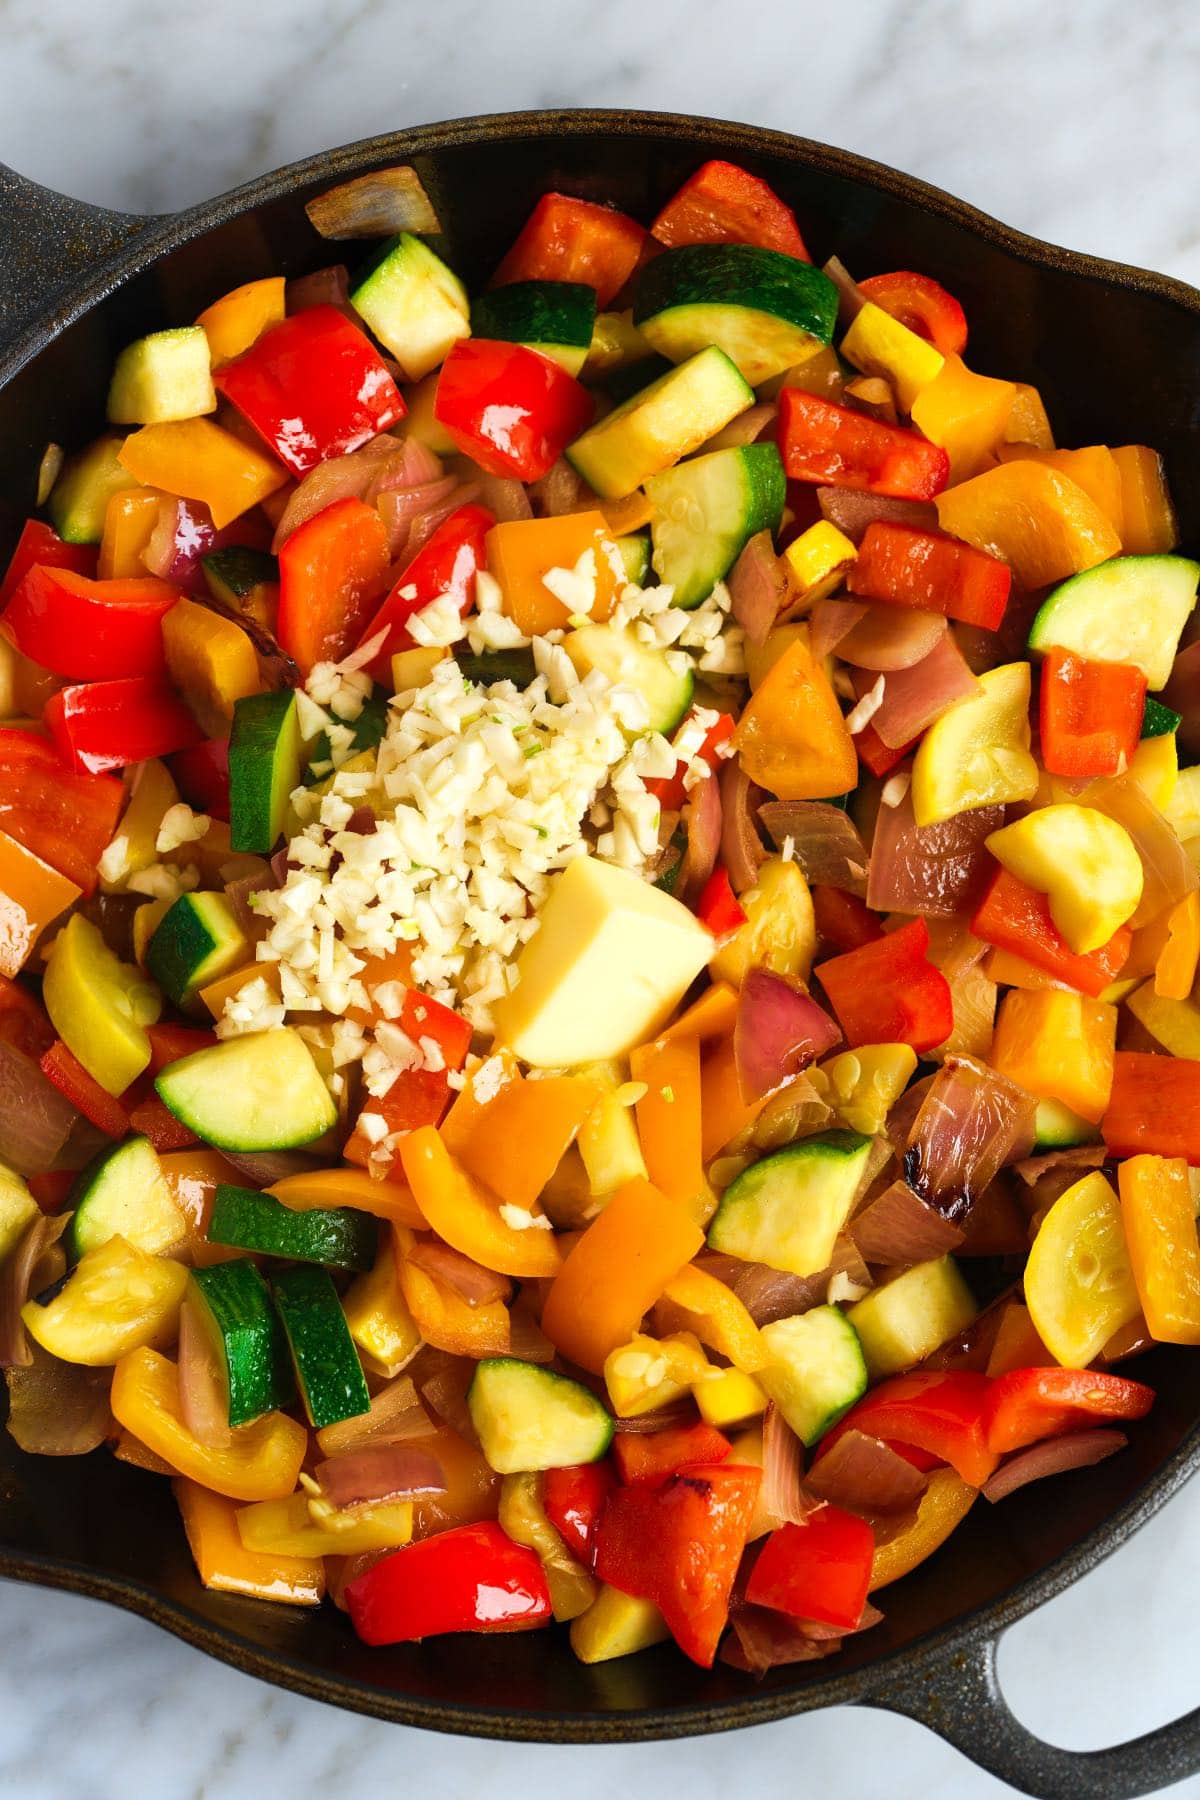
xmin=3 ymin=1 xmax=1200 ymax=1792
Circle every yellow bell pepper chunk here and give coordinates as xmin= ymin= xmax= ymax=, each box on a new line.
xmin=1126 ymin=980 xmax=1200 ymax=1059
xmin=692 ymin=1365 xmax=768 ymax=1428
xmin=174 ymin=1477 xmax=324 ymax=1606
xmin=709 ymin=855 xmax=816 ymax=987
xmin=603 ymin=1330 xmax=710 ymax=1417
xmin=575 ymin=1061 xmax=649 ymax=1197
xmin=1129 ymin=733 xmax=1177 ymax=811
xmin=340 ymin=1241 xmax=422 ymax=1378
xmin=1161 ymin=764 xmax=1200 ymax=842
xmin=808 ymin=1043 xmax=918 ymax=1136
xmin=982 ymin=946 xmax=1072 ymax=992
xmin=238 ymin=1490 xmax=414 ymax=1557
xmin=43 ymin=912 xmax=161 ymax=1095
xmin=195 ymin=276 xmax=286 ymax=368
xmin=0 ymin=829 xmax=81 ymax=978
xmin=985 ymin=804 xmax=1144 ymax=954
xmin=733 ymin=632 xmax=858 ymax=802
xmin=657 ymin=1260 xmax=768 ymax=1372
xmin=744 ymin=621 xmax=809 ymax=692
xmin=112 ymin=1346 xmax=308 ymax=1501
xmin=910 ymin=353 xmax=1016 ymax=482
xmin=911 ymin=663 xmax=1037 ymax=828
xmin=870 ymin=1468 xmax=977 ymax=1591
xmin=1111 ymin=445 xmax=1179 ymax=555
xmin=390 ymin=645 xmax=447 ymax=694
xmin=1004 ymin=383 xmax=1055 ymax=450
xmin=840 ymin=301 xmax=944 ymax=413
xmin=935 ymin=460 xmax=1121 ymax=589
xmin=629 ymin=1033 xmax=712 ymax=1227
xmin=1024 ymin=1172 xmax=1140 ymax=1367
xmin=586 ymin=310 xmax=653 ymax=375
xmin=162 ymin=597 xmax=262 ymax=736
xmin=98 ymin=489 xmax=162 ymax=580
xmin=98 ymin=758 xmax=180 ymax=893
xmin=118 ymin=417 xmax=287 ymax=530
xmin=990 ymin=988 xmax=1117 ymax=1122
xmin=997 ymin=443 xmax=1125 ymax=539
xmin=1118 ymin=1155 xmax=1200 ymax=1344
xmin=23 ymin=1236 xmax=188 ymax=1366
xmin=569 ymin=1583 xmax=670 ymax=1663
xmin=781 ymin=520 xmax=857 ymax=605
xmin=499 ymin=1473 xmax=597 ymax=1623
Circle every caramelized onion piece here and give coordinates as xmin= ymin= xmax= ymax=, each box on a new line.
xmin=851 ymin=1179 xmax=965 ymax=1265
xmin=982 ymin=1430 xmax=1128 ymax=1503
xmin=759 ymin=801 xmax=868 ymax=895
xmin=304 ymin=166 xmax=440 ymax=240
xmin=808 ymin=1428 xmax=929 ymax=1513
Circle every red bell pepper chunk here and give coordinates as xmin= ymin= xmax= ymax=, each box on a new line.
xmin=745 ymin=1506 xmax=875 ymax=1631
xmin=853 ymin=719 xmax=915 ymax=779
xmin=1102 ymin=1052 xmax=1200 ymax=1163
xmin=213 ymin=305 xmax=405 ymax=477
xmin=434 ymin=339 xmax=594 ymax=483
xmin=778 ymin=388 xmax=950 ymax=501
xmin=277 ymin=495 xmax=391 ymax=675
xmin=645 ymin=710 xmax=736 ymax=811
xmin=847 ymin=522 xmax=1011 ymax=631
xmin=127 ymin=1093 xmax=201 ymax=1151
xmin=612 ymin=1422 xmax=732 ymax=1487
xmin=399 ymin=987 xmax=472 ymax=1070
xmin=4 ymin=566 xmax=181 ymax=680
xmin=651 ymin=160 xmax=810 ymax=261
xmin=970 ymin=868 xmax=1132 ymax=998
xmin=0 ymin=728 xmax=123 ymax=894
xmin=1038 ymin=650 xmax=1147 ymax=780
xmin=816 ymin=918 xmax=953 ymax=1054
xmin=0 ymin=973 xmax=55 ymax=1060
xmin=146 ymin=1022 xmax=218 ymax=1075
xmin=345 ymin=988 xmax=471 ymax=1169
xmin=857 ymin=271 xmax=969 ymax=357
xmin=39 ymin=1039 xmax=131 ymax=1138
xmin=45 ymin=676 xmax=205 ymax=775
xmin=0 ymin=521 xmax=96 ymax=611
xmin=357 ymin=503 xmax=495 ymax=678
xmin=168 ymin=738 xmax=231 ymax=823
xmin=345 ymin=1520 xmax=552 ymax=1646
xmin=27 ymin=1170 xmax=75 ymax=1214
xmin=696 ymin=866 xmax=747 ymax=938
xmin=491 ymin=193 xmax=647 ymax=308
xmin=984 ymin=1367 xmax=1154 ymax=1456
xmin=816 ymin=1371 xmax=999 ymax=1487
xmin=543 ymin=1461 xmax=615 ymax=1566
xmin=593 ymin=1463 xmax=760 ymax=1667
xmin=811 ymin=885 xmax=884 ymax=954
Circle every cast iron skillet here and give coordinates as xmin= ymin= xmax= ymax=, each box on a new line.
xmin=1 ymin=109 xmax=1199 ymax=1800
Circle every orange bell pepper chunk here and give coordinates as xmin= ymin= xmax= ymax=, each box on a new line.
xmin=869 ymin=1468 xmax=976 ymax=1591
xmin=174 ymin=1476 xmax=324 ymax=1605
xmin=733 ymin=631 xmax=857 ymax=801
xmin=658 ymin=981 xmax=739 ymax=1045
xmin=98 ymin=490 xmax=162 ymax=581
xmin=541 ymin=1177 xmax=704 ymax=1374
xmin=406 ymin=1425 xmax=502 ymax=1539
xmin=485 ymin=513 xmax=619 ymax=636
xmin=111 ymin=1347 xmax=308 ymax=1502
xmin=997 ymin=443 xmax=1125 ymax=539
xmin=657 ymin=1262 xmax=768 ymax=1372
xmin=162 ymin=596 xmax=262 ymax=736
xmin=0 ymin=827 xmax=81 ymax=977
xmin=158 ymin=1147 xmax=245 ymax=1267
xmin=629 ymin=1034 xmax=710 ymax=1226
xmin=1111 ymin=445 xmax=1179 ymax=555
xmin=700 ymin=1034 xmax=767 ymax=1161
xmin=909 ymin=353 xmax=1016 ymax=482
xmin=196 ymin=276 xmax=287 ymax=368
xmin=393 ymin=1226 xmax=511 ymax=1356
xmin=981 ymin=946 xmax=1071 ymax=993
xmin=345 ymin=941 xmax=417 ymax=1026
xmin=198 ymin=961 xmax=280 ymax=1020
xmin=1118 ymin=1154 xmax=1200 ymax=1344
xmin=985 ymin=1301 xmax=1054 ymax=1377
xmin=118 ymin=417 xmax=287 ymax=530
xmin=442 ymin=1055 xmax=600 ymax=1214
xmin=1154 ymin=892 xmax=1200 ymax=1001
xmin=1004 ymin=383 xmax=1055 ymax=450
xmin=990 ymin=988 xmax=1117 ymax=1123
xmin=268 ymin=1167 xmax=423 ymax=1229
xmin=399 ymin=1126 xmax=562 ymax=1278
xmin=935 ymin=460 xmax=1122 ymax=590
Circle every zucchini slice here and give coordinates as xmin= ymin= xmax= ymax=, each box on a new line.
xmin=468 ymin=1358 xmax=615 ymax=1473
xmin=350 ymin=233 xmax=470 ymax=380
xmin=270 ymin=1264 xmax=370 ymax=1429
xmin=565 ymin=346 xmax=753 ymax=501
xmin=563 ymin=624 xmax=695 ymax=734
xmin=107 ymin=326 xmax=216 ymax=425
xmin=22 ymin=1235 xmax=188 ymax=1366
xmin=187 ymin=1260 xmax=295 ymax=1425
xmin=758 ymin=1305 xmax=868 ymax=1446
xmin=470 ymin=280 xmax=597 ymax=376
xmin=145 ymin=892 xmax=250 ymax=1010
xmin=1027 ymin=554 xmax=1200 ymax=692
xmin=708 ymin=1130 xmax=872 ymax=1278
xmin=847 ymin=1256 xmax=977 ymax=1378
xmin=155 ymin=1028 xmax=338 ymax=1152
xmin=66 ymin=1135 xmax=187 ymax=1263
xmin=229 ymin=689 xmax=305 ymax=853
xmin=207 ymin=1184 xmax=378 ymax=1272
xmin=646 ymin=443 xmax=785 ymax=608
xmin=633 ymin=245 xmax=838 ymax=384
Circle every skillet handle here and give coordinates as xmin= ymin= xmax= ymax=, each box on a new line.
xmin=0 ymin=163 xmax=157 ymax=365
xmin=868 ymin=1629 xmax=1200 ymax=1800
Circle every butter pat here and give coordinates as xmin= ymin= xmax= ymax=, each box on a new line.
xmin=494 ymin=856 xmax=712 ymax=1067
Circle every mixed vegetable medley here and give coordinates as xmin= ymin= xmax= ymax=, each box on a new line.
xmin=3 ymin=153 xmax=1200 ymax=1674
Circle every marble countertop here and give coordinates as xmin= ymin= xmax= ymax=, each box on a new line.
xmin=4 ymin=1 xmax=1200 ymax=1794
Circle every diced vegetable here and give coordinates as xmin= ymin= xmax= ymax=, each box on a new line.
xmin=468 ymin=1359 xmax=614 ymax=1473
xmin=709 ymin=1132 xmax=872 ymax=1278
xmin=187 ymin=1260 xmax=295 ymax=1425
xmin=758 ymin=1305 xmax=868 ymax=1444
xmin=155 ymin=1029 xmax=338 ymax=1151
xmin=66 ymin=1134 xmax=185 ymax=1261
xmin=23 ymin=1235 xmax=188 ymax=1365
xmin=271 ymin=1263 xmax=371 ymax=1429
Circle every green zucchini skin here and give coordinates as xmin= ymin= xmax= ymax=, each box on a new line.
xmin=188 ymin=1260 xmax=295 ymax=1425
xmin=271 ymin=1264 xmax=371 ymax=1429
xmin=229 ymin=688 xmax=304 ymax=853
xmin=207 ymin=1184 xmax=378 ymax=1272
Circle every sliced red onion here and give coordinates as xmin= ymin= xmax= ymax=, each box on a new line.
xmin=761 ymin=1402 xmax=821 ymax=1527
xmin=719 ymin=758 xmax=766 ymax=894
xmin=807 ymin=1428 xmax=929 ymax=1513
xmin=304 ymin=165 xmax=440 ymax=240
xmin=722 ymin=1606 xmax=842 ymax=1673
xmin=271 ymin=438 xmax=430 ymax=551
xmin=177 ymin=1296 xmax=233 ymax=1449
xmin=1163 ymin=640 xmax=1200 ymax=761
xmin=315 ymin=1444 xmax=446 ymax=1510
xmin=473 ymin=470 xmax=534 ymax=523
xmin=316 ymin=1374 xmax=429 ymax=1458
xmin=285 ymin=264 xmax=352 ymax=315
xmin=0 ymin=1213 xmax=69 ymax=1368
xmin=1081 ymin=773 xmax=1199 ymax=927
xmin=611 ymin=1400 xmax=697 ymax=1434
xmin=817 ymin=487 xmax=938 ymax=544
xmin=750 ymin=1071 xmax=833 ymax=1150
xmin=412 ymin=1346 xmax=479 ymax=1443
xmin=822 ymin=255 xmax=867 ymax=328
xmin=529 ymin=459 xmax=594 ymax=517
xmin=710 ymin=402 xmax=778 ymax=450
xmin=408 ymin=1238 xmax=513 ymax=1307
xmin=886 ymin=1074 xmax=937 ymax=1155
xmin=78 ymin=892 xmax=143 ymax=963
xmin=735 ymin=969 xmax=841 ymax=1103
xmin=809 ymin=598 xmax=869 ymax=658
xmin=1013 ymin=1143 xmax=1108 ymax=1188
xmin=905 ymin=1055 xmax=1038 ymax=1223
xmin=859 ymin=631 xmax=981 ymax=750
xmin=867 ymin=789 xmax=1003 ymax=917
xmin=851 ymin=1178 xmax=965 ymax=1265
xmin=222 ymin=868 xmax=275 ymax=938
xmin=982 ymin=1430 xmax=1128 ymax=1503
xmin=728 ymin=531 xmax=793 ymax=646
xmin=220 ymin=1148 xmax=324 ymax=1187
xmin=5 ymin=1339 xmax=111 ymax=1455
xmin=506 ymin=1297 xmax=556 ymax=1364
xmin=678 ymin=765 xmax=723 ymax=901
xmin=759 ymin=801 xmax=868 ymax=895
xmin=839 ymin=605 xmax=947 ymax=672
xmin=377 ymin=476 xmax=470 ymax=561
xmin=0 ymin=1042 xmax=79 ymax=1177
